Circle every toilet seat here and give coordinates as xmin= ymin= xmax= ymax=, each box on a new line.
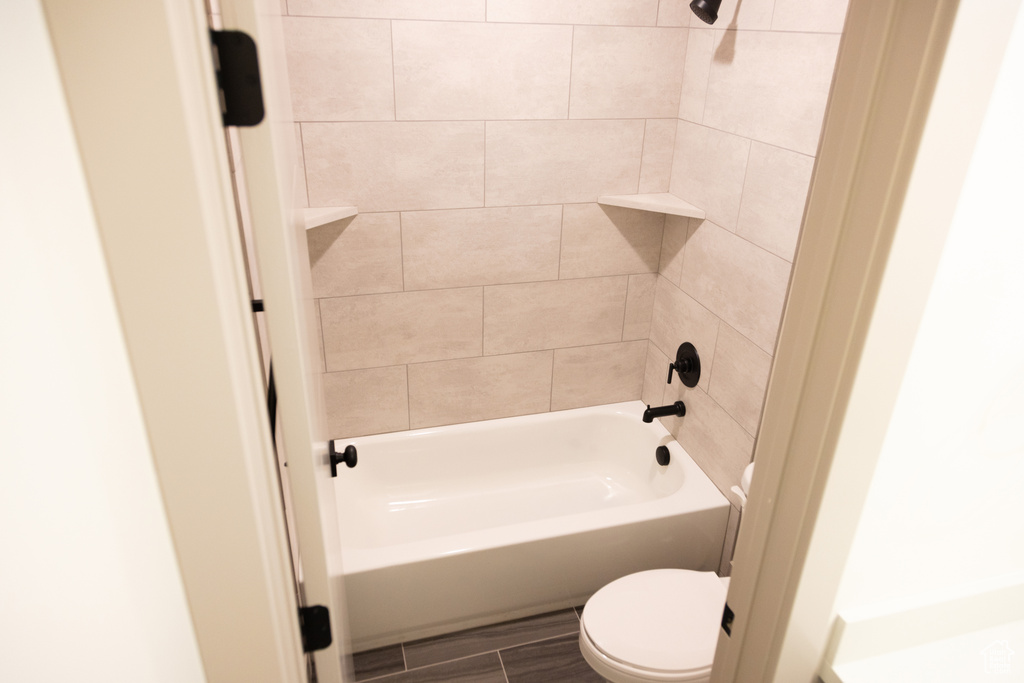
xmin=579 ymin=569 xmax=727 ymax=683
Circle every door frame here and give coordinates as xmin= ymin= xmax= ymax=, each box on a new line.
xmin=41 ymin=0 xmax=308 ymax=680
xmin=711 ymin=0 xmax=1021 ymax=680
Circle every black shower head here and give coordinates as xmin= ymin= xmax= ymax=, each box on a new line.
xmin=689 ymin=0 xmax=721 ymax=24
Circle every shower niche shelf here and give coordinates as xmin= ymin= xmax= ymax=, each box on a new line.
xmin=598 ymin=192 xmax=705 ymax=219
xmin=303 ymin=206 xmax=358 ymax=230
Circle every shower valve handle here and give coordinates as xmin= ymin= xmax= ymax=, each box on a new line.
xmin=329 ymin=442 xmax=358 ymax=477
xmin=667 ymin=342 xmax=702 ymax=388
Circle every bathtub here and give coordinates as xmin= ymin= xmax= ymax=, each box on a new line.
xmin=332 ymin=400 xmax=730 ymax=651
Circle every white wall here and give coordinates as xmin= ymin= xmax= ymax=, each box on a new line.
xmin=0 ymin=1 xmax=206 ymax=680
xmin=837 ymin=0 xmax=1024 ymax=611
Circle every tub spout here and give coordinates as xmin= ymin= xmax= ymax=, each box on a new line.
xmin=643 ymin=401 xmax=686 ymax=423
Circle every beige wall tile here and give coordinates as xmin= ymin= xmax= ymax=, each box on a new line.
xmin=484 ymin=277 xmax=628 ymax=355
xmin=703 ymin=31 xmax=841 ymax=155
xmin=283 ymin=18 xmax=394 ymax=121
xmin=287 ymin=0 xmax=485 ymax=20
xmin=559 ymin=204 xmax=664 ymax=279
xmin=658 ymin=215 xmax=690 ymax=286
xmin=707 ymin=323 xmax=771 ymax=436
xmin=707 ymin=0 xmax=775 ymax=30
xmin=669 ymin=121 xmax=750 ymax=231
xmin=623 ymin=273 xmax=658 ymax=340
xmin=486 ymin=0 xmax=659 ymax=26
xmin=679 ymin=220 xmax=791 ymax=353
xmin=313 ymin=300 xmax=326 ymax=373
xmin=485 ymin=120 xmax=645 ymax=206
xmin=307 ymin=213 xmax=403 ymax=297
xmin=649 ymin=275 xmax=719 ymax=391
xmin=656 ymin=0 xmax=691 ymax=27
xmin=401 ymin=205 xmax=561 ymax=290
xmin=771 ymin=0 xmax=849 ymax=33
xmin=321 ymin=288 xmax=482 ymax=370
xmin=660 ymin=382 xmax=754 ymax=495
xmin=323 ymin=366 xmax=409 ymax=437
xmin=677 ymin=28 xmax=714 ymax=123
xmin=736 ymin=142 xmax=814 ymax=261
xmin=392 ymin=21 xmax=572 ymax=121
xmin=569 ymin=27 xmax=687 ymax=119
xmin=551 ymin=341 xmax=647 ymax=411
xmin=294 ymin=124 xmax=308 ymax=207
xmin=408 ymin=352 xmax=552 ymax=428
xmin=641 ymin=341 xmax=671 ymax=406
xmin=304 ymin=122 xmax=485 ymax=212
xmin=639 ymin=119 xmax=677 ymax=193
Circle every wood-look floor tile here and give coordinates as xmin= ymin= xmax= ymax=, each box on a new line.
xmin=500 ymin=633 xmax=604 ymax=682
xmin=353 ymin=643 xmax=405 ymax=681
xmin=372 ymin=652 xmax=506 ymax=683
xmin=403 ymin=609 xmax=580 ymax=670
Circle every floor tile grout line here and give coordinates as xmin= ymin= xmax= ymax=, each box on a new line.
xmin=498 ymin=648 xmax=510 ymax=683
xmin=404 ymin=629 xmax=583 ymax=671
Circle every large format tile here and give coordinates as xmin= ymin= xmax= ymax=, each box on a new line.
xmin=736 ymin=141 xmax=814 ymax=262
xmin=393 ymin=21 xmax=572 ymax=121
xmin=486 ymin=0 xmax=659 ymax=26
xmin=303 ymin=122 xmax=485 ymax=212
xmin=658 ymin=215 xmax=690 ymax=287
xmin=373 ymin=653 xmax=506 ymax=683
xmin=669 ymin=120 xmax=750 ymax=232
xmin=558 ymin=204 xmax=664 ymax=279
xmin=500 ymin=633 xmax=604 ymax=682
xmin=484 ymin=277 xmax=628 ymax=355
xmin=641 ymin=341 xmax=672 ymax=407
xmin=703 ymin=31 xmax=841 ymax=155
xmin=287 ymin=0 xmax=485 ymax=21
xmin=401 ymin=205 xmax=561 ymax=290
xmin=679 ymin=220 xmax=791 ymax=353
xmin=638 ymin=119 xmax=677 ymax=193
xmin=407 ymin=351 xmax=552 ymax=429
xmin=551 ymin=341 xmax=647 ymax=411
xmin=403 ymin=608 xmax=579 ymax=669
xmin=677 ymin=28 xmax=714 ymax=123
xmin=323 ymin=366 xmax=409 ymax=438
xmin=307 ymin=213 xmax=403 ymax=297
xmin=656 ymin=0 xmax=691 ymax=27
xmin=320 ymin=288 xmax=482 ymax=371
xmin=772 ymin=0 xmax=850 ymax=33
xmin=623 ymin=273 xmax=658 ymax=340
xmin=661 ymin=382 xmax=755 ymax=496
xmin=283 ymin=18 xmax=394 ymax=121
xmin=353 ymin=643 xmax=405 ymax=681
xmin=485 ymin=120 xmax=645 ymax=207
xmin=569 ymin=26 xmax=686 ymax=119
xmin=648 ymin=275 xmax=719 ymax=391
xmin=707 ymin=323 xmax=771 ymax=436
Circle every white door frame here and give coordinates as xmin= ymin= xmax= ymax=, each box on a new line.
xmin=711 ymin=0 xmax=1021 ymax=680
xmin=41 ymin=1 xmax=308 ymax=681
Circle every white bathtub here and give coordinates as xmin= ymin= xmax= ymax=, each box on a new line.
xmin=332 ymin=400 xmax=729 ymax=651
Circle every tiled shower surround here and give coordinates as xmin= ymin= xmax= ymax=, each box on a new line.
xmin=286 ymin=0 xmax=848 ymax=496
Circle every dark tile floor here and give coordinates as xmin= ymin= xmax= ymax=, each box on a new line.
xmin=352 ymin=607 xmax=606 ymax=682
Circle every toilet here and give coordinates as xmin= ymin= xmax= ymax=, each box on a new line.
xmin=579 ymin=463 xmax=753 ymax=682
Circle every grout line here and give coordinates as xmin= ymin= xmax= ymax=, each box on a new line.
xmin=405 ymin=364 xmax=411 ymax=429
xmin=636 ymin=119 xmax=648 ymax=193
xmin=620 ymin=275 xmax=631 ymax=341
xmin=389 ymin=20 xmax=398 ymax=120
xmin=398 ymin=212 xmax=406 ymax=291
xmin=547 ymin=349 xmax=555 ymax=411
xmin=555 ymin=204 xmax=563 ymax=280
xmin=699 ymin=29 xmax=714 ymax=124
xmin=401 ymin=641 xmax=408 ymax=672
xmin=566 ymin=25 xmax=575 ymax=119
xmin=498 ymin=649 xmax=510 ymax=683
xmin=299 ymin=123 xmax=311 ymax=208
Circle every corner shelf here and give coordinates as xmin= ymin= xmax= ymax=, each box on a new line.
xmin=303 ymin=206 xmax=358 ymax=230
xmin=598 ymin=193 xmax=705 ymax=219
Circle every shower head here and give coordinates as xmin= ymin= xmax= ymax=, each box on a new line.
xmin=689 ymin=0 xmax=721 ymax=24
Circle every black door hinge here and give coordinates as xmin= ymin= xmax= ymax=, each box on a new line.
xmin=299 ymin=605 xmax=333 ymax=653
xmin=210 ymin=30 xmax=265 ymax=127
xmin=721 ymin=602 xmax=735 ymax=636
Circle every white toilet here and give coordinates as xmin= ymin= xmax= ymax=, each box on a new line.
xmin=579 ymin=463 xmax=753 ymax=683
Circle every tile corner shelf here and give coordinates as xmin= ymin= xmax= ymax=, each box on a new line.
xmin=303 ymin=206 xmax=358 ymax=230
xmin=597 ymin=193 xmax=705 ymax=219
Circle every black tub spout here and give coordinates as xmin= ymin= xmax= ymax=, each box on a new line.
xmin=643 ymin=401 xmax=686 ymax=423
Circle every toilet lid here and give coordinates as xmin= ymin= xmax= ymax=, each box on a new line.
xmin=582 ymin=569 xmax=726 ymax=674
